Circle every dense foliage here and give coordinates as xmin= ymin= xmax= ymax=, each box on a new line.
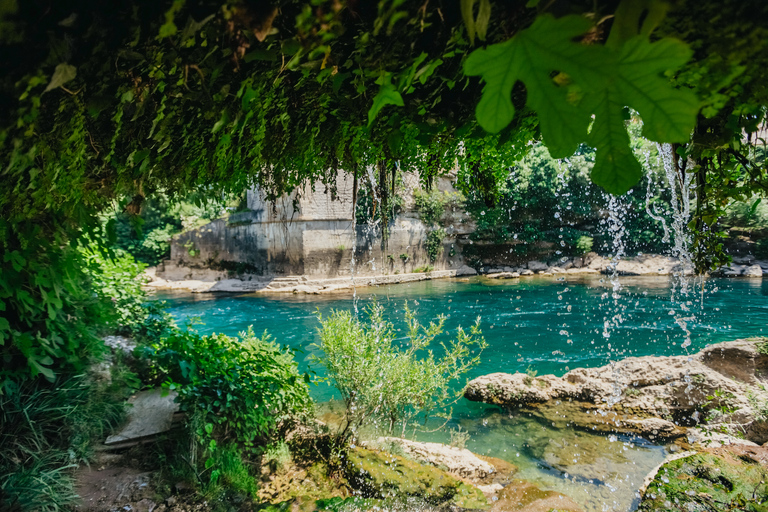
xmin=0 ymin=0 xmax=766 ymax=386
xmin=462 ymin=132 xmax=677 ymax=261
xmin=143 ymin=328 xmax=312 ymax=450
xmin=315 ymin=303 xmax=486 ymax=443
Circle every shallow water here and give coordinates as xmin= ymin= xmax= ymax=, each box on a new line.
xmin=158 ymin=275 xmax=768 ymax=511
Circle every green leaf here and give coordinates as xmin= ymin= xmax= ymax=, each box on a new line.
xmin=464 ymin=15 xmax=597 ymax=155
xmin=588 ymin=92 xmax=643 ymax=193
xmin=367 ymin=82 xmax=404 ymax=127
xmin=475 ymin=0 xmax=491 ymax=42
xmin=461 ymin=0 xmax=491 ymax=44
xmin=461 ymin=0 xmax=477 ymax=44
xmin=204 ymin=423 xmax=213 ymax=435
xmin=614 ymin=37 xmax=698 ymax=143
xmin=465 ymin=11 xmax=699 ymax=194
xmin=44 ymin=63 xmax=77 ymax=93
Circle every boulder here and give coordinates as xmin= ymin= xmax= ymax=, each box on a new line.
xmin=485 ymin=272 xmax=519 ymax=280
xmin=526 ymin=260 xmax=548 ymax=271
xmin=744 ymin=264 xmax=763 ymax=277
xmin=377 ymin=437 xmax=497 ymax=482
xmin=456 ymin=265 xmax=478 ymax=276
xmin=345 ymin=447 xmax=487 ymax=509
xmin=465 ymin=339 xmax=768 ymax=443
xmin=519 ymin=269 xmax=534 ymax=276
xmin=638 ymin=448 xmax=768 ymax=511
xmin=491 ymin=480 xmax=584 ymax=512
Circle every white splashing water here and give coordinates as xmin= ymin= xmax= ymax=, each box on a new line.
xmin=602 ymin=193 xmax=629 ymax=407
xmin=654 ymin=143 xmax=698 ymax=349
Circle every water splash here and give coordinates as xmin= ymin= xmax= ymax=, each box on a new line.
xmin=655 ymin=143 xmax=699 ymax=349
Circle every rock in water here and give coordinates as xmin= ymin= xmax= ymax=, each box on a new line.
xmin=638 ymin=447 xmax=768 ymax=511
xmin=491 ymin=480 xmax=584 ymax=512
xmin=464 ymin=339 xmax=768 ymax=443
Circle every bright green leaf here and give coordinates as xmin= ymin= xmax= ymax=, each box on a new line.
xmin=367 ymin=82 xmax=404 ymax=127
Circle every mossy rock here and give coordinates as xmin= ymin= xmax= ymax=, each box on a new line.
xmin=639 ymin=451 xmax=768 ymax=511
xmin=490 ymin=479 xmax=583 ymax=512
xmin=257 ymin=461 xmax=348 ymax=504
xmin=345 ymin=447 xmax=488 ymax=509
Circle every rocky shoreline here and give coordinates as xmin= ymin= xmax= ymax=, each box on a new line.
xmin=145 ymin=253 xmax=768 ymax=294
xmin=464 ymin=338 xmax=768 ymax=445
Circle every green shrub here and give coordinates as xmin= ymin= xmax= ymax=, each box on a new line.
xmin=414 ymin=189 xmax=448 ymax=226
xmin=314 ymin=303 xmax=486 ymax=443
xmin=142 ymin=328 xmax=312 ymax=450
xmin=575 ymin=235 xmax=594 ymax=255
xmin=425 ymin=228 xmax=446 ymax=262
xmin=82 ymin=246 xmax=176 ymax=342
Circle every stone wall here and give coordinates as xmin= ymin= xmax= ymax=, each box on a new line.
xmin=164 ymin=171 xmax=467 ymax=279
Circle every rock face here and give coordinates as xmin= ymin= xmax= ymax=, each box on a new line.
xmin=465 ymin=339 xmax=768 ymax=443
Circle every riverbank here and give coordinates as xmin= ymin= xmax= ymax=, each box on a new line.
xmin=146 ymin=253 xmax=768 ymax=294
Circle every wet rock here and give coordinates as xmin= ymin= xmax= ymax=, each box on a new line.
xmin=744 ymin=264 xmax=764 ymax=277
xmin=377 ymin=437 xmax=497 ymax=482
xmin=465 ymin=339 xmax=768 ymax=443
xmin=485 ymin=272 xmax=519 ymax=280
xmin=456 ymin=265 xmax=478 ymax=276
xmin=526 ymin=260 xmax=548 ymax=271
xmin=638 ymin=448 xmax=768 ymax=511
xmin=345 ymin=447 xmax=487 ymax=509
xmin=491 ymin=480 xmax=584 ymax=512
xmin=519 ymin=269 xmax=534 ymax=276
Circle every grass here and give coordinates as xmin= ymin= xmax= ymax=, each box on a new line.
xmin=0 ymin=365 xmax=135 ymax=511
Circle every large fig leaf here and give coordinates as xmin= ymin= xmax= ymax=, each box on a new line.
xmin=465 ymin=12 xmax=699 ymax=195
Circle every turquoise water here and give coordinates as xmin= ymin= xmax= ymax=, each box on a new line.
xmin=157 ymin=275 xmax=768 ymax=511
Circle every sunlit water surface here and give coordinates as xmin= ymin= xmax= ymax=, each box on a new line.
xmin=157 ymin=276 xmax=768 ymax=511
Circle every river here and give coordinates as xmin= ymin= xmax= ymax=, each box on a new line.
xmin=157 ymin=275 xmax=768 ymax=511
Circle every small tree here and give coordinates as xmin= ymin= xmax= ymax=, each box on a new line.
xmin=315 ymin=303 xmax=486 ymax=446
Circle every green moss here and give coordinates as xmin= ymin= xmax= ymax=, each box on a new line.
xmin=345 ymin=447 xmax=488 ymax=509
xmin=639 ymin=452 xmax=768 ymax=511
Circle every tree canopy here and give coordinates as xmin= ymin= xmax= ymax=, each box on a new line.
xmin=1 ymin=0 xmax=767 ymax=383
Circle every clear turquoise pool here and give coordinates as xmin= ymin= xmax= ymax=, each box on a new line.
xmin=157 ymin=275 xmax=768 ymax=511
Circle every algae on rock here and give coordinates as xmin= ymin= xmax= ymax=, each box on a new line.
xmin=345 ymin=447 xmax=488 ymax=509
xmin=639 ymin=449 xmax=768 ymax=511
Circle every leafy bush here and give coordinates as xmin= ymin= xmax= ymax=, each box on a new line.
xmin=314 ymin=303 xmax=486 ymax=443
xmin=425 ymin=228 xmax=446 ymax=262
xmin=142 ymin=328 xmax=312 ymax=450
xmin=575 ymin=235 xmax=594 ymax=255
xmin=414 ymin=189 xmax=448 ymax=226
xmin=0 ymin=235 xmax=105 ymax=385
xmin=82 ymin=246 xmax=175 ymax=343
